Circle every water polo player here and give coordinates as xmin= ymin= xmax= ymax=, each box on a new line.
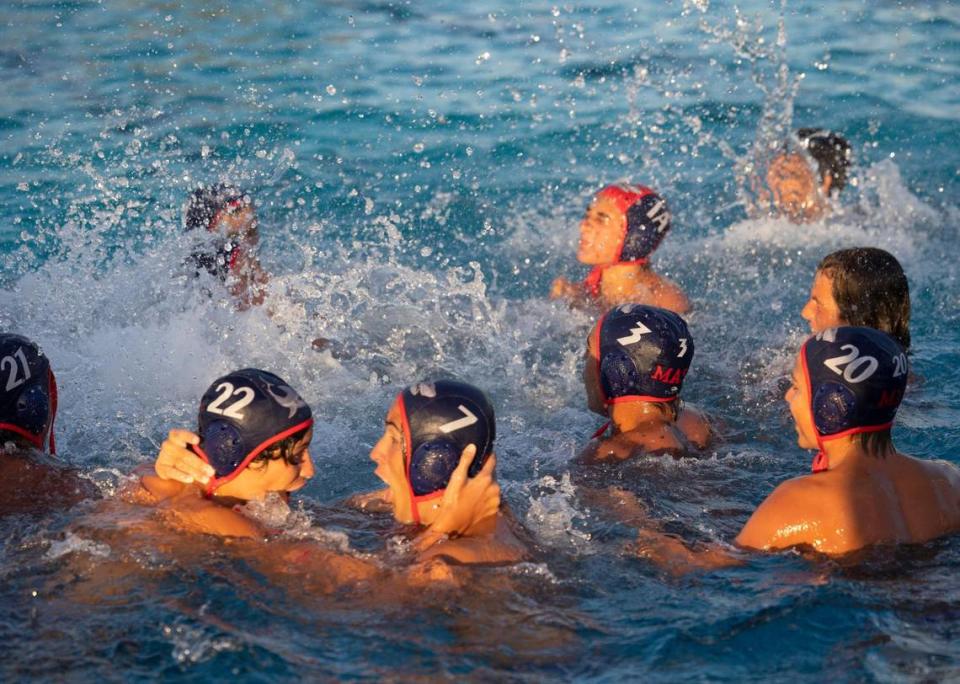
xmin=368 ymin=379 xmax=525 ymax=563
xmin=138 ymin=368 xmax=315 ymax=538
xmin=580 ymin=304 xmax=710 ymax=462
xmin=623 ymin=327 xmax=960 ymax=569
xmin=183 ymin=183 xmax=269 ymax=309
xmin=0 ymin=333 xmax=95 ymax=515
xmin=550 ymin=184 xmax=690 ymax=313
xmin=801 ymin=247 xmax=910 ymax=350
xmin=149 ymin=379 xmax=513 ymax=561
xmin=764 ymin=128 xmax=852 ymax=222
xmin=734 ymin=326 xmax=960 ymax=553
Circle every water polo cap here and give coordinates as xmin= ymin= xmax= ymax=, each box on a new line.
xmin=596 ymin=183 xmax=672 ymax=262
xmin=582 ymin=184 xmax=672 ymax=298
xmin=800 ymin=327 xmax=907 ymax=472
xmin=191 ymin=368 xmax=313 ymax=496
xmin=593 ymin=304 xmax=693 ymax=406
xmin=0 ymin=334 xmax=57 ymax=454
xmin=395 ymin=379 xmax=496 ymax=523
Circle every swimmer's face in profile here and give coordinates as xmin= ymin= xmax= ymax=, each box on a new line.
xmin=582 ymin=324 xmax=606 ymax=415
xmin=767 ymin=153 xmax=827 ymax=221
xmin=369 ymin=402 xmax=416 ymax=524
xmin=220 ymin=428 xmax=315 ymax=500
xmin=801 ymin=271 xmax=844 ymax=333
xmin=577 ymin=194 xmax=625 ymax=265
xmin=784 ymin=358 xmax=817 ymax=449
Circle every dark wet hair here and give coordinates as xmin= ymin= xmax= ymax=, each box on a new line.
xmin=797 ymin=128 xmax=852 ymax=194
xmin=817 ymin=248 xmax=911 ymax=350
xmin=857 ymin=430 xmax=894 ymax=459
xmin=247 ymin=426 xmax=311 ymax=470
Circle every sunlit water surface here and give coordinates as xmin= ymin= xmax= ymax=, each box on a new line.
xmin=1 ymin=0 xmax=959 ymax=680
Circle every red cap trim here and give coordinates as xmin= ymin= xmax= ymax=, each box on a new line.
xmin=591 ymin=421 xmax=611 ymax=440
xmin=0 ymin=423 xmax=43 ymax=448
xmin=607 ymin=395 xmax=677 ymax=405
xmin=199 ymin=418 xmax=314 ymax=498
xmin=395 ymin=393 xmax=422 ymax=525
xmin=48 ymin=369 xmax=57 ymax=455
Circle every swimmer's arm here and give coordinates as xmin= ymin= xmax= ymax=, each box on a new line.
xmin=344 ymin=488 xmax=394 ymax=513
xmin=589 ymin=487 xmax=740 ymax=575
xmin=154 ymin=429 xmax=215 ymax=485
xmin=166 ymin=498 xmax=265 ymax=539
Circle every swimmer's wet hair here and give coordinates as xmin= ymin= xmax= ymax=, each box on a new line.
xmin=246 ymin=425 xmax=311 ymax=470
xmin=797 ymin=128 xmax=852 ymax=194
xmin=857 ymin=429 xmax=894 ymax=460
xmin=817 ymin=248 xmax=911 ymax=350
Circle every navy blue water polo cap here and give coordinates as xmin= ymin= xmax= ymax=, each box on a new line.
xmin=395 ymin=379 xmax=495 ymax=521
xmin=594 ymin=304 xmax=694 ymax=405
xmin=596 ymin=184 xmax=672 ymax=262
xmin=0 ymin=333 xmax=57 ymax=454
xmin=800 ymin=326 xmax=907 ymax=471
xmin=191 ymin=368 xmax=313 ymax=495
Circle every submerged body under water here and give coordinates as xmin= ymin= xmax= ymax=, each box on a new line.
xmin=1 ymin=0 xmax=959 ymax=680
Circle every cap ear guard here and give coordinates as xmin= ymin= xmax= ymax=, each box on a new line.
xmin=600 ymin=348 xmax=644 ymax=399
xmin=812 ymin=381 xmax=857 ymax=435
xmin=196 ymin=420 xmax=246 ymax=477
xmin=409 ymin=439 xmax=462 ymax=497
xmin=621 ymin=193 xmax=671 ymax=261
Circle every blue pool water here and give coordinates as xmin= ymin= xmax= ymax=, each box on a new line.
xmin=2 ymin=0 xmax=959 ymax=680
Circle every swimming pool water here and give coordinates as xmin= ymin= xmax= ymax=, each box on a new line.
xmin=1 ymin=1 xmax=959 ymax=680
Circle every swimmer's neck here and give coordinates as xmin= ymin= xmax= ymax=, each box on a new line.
xmin=609 ymin=401 xmax=673 ymax=434
xmin=815 ymin=437 xmax=897 ymax=471
xmin=596 ymin=261 xmax=649 ymax=280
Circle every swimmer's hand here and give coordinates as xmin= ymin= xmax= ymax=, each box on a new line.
xmin=550 ymin=276 xmax=581 ymax=301
xmin=155 ymin=429 xmax=215 ymax=485
xmin=415 ymin=446 xmax=500 ymax=553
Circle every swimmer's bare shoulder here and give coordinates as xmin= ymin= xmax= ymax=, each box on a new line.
xmin=135 ymin=474 xmax=263 ymax=539
xmin=638 ymin=270 xmax=691 ymax=314
xmin=735 ymin=474 xmax=836 ymax=552
xmin=582 ymin=426 xmax=685 ymax=463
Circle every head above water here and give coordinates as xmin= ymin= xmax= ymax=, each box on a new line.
xmin=585 ymin=304 xmax=694 ymax=415
xmin=791 ymin=327 xmax=907 ymax=469
xmin=184 ymin=183 xmax=257 ymax=235
xmin=0 ymin=333 xmax=57 ymax=454
xmin=803 ymin=247 xmax=911 ymax=350
xmin=380 ymin=379 xmax=495 ymax=524
xmin=191 ymin=368 xmax=313 ymax=497
xmin=578 ymin=184 xmax=672 ymax=265
xmin=797 ymin=128 xmax=852 ymax=195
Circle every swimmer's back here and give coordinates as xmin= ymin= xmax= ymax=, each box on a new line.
xmin=741 ymin=453 xmax=960 ymax=553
